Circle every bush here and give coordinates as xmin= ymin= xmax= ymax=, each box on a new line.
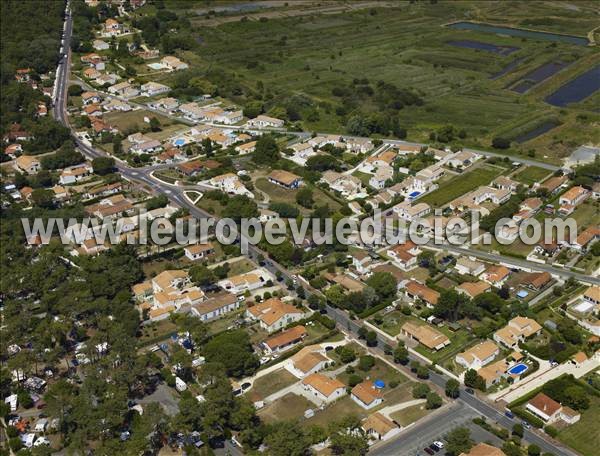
xmin=544 ymin=425 xmax=558 ymax=438
xmin=511 ymin=407 xmax=545 ymax=429
xmin=492 ymin=137 xmax=511 ymax=149
xmin=358 ymin=355 xmax=375 ymax=371
xmin=348 ymin=374 xmax=363 ymax=387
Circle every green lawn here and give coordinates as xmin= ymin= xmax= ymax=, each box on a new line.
xmin=512 ymin=166 xmax=552 ymax=186
xmin=336 ymin=358 xmax=408 ymax=388
xmin=250 ymin=369 xmax=298 ymax=400
xmin=419 ymin=165 xmax=503 ymax=207
xmin=103 ymin=110 xmax=175 ymax=132
xmin=390 ymin=403 xmax=431 ymax=427
xmin=558 ymin=396 xmax=600 ymax=456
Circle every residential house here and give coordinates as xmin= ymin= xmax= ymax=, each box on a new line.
xmin=190 ymin=292 xmax=239 ymax=322
xmin=456 ymin=281 xmax=491 ymax=298
xmin=325 ymin=273 xmax=366 ymax=294
xmin=81 ymin=91 xmax=102 ymax=105
xmin=455 ymin=257 xmax=485 ymax=276
xmin=344 ymin=137 xmax=373 ymax=154
xmin=522 ymin=271 xmax=552 ymax=291
xmin=218 ymin=269 xmax=269 ymax=294
xmin=492 ymin=176 xmax=519 ymax=192
xmin=267 ymin=170 xmax=303 ymax=189
xmin=351 ymin=381 xmax=384 ymax=410
xmin=141 ymin=81 xmax=171 ymax=97
xmin=447 ymin=150 xmax=480 ymax=169
xmin=107 ymin=81 xmax=139 ymax=98
xmin=392 ymin=201 xmax=431 ymax=222
xmin=559 ymin=186 xmax=590 ymax=215
xmin=351 ymin=250 xmax=373 ymax=275
xmin=416 ymin=165 xmax=445 ymax=184
xmin=245 ymin=298 xmax=305 ymax=333
xmin=536 ymin=175 xmax=567 ymax=194
xmin=130 ymin=140 xmax=163 ymax=155
xmin=83 ymin=182 xmax=122 ymax=200
xmin=302 ymin=373 xmax=346 ymax=404
xmin=287 ymin=142 xmax=315 ymax=166
xmin=480 ymin=265 xmax=510 ymax=287
xmin=85 ymin=194 xmax=134 ymax=220
xmin=362 ymin=413 xmax=401 ymax=443
xmin=493 ymin=316 xmax=542 ymax=348
xmin=308 ymin=134 xmax=342 ymax=149
xmin=4 ymin=143 xmax=22 ymax=159
xmin=235 ymin=140 xmax=257 ymax=155
xmin=287 ymin=346 xmax=329 ymax=378
xmin=161 ymin=56 xmax=189 ymax=71
xmin=15 ymin=155 xmax=41 ymax=174
xmin=3 ymin=123 xmax=32 ymax=143
xmin=207 ymin=172 xmax=253 ymax=198
xmin=583 ymin=286 xmax=600 ymax=306
xmin=59 ymin=163 xmax=93 ymax=185
xmin=477 ymin=358 xmax=509 ymax=389
xmin=151 ymin=97 xmax=179 ymax=112
xmin=526 ymin=393 xmax=563 ymax=423
xmin=184 ymin=243 xmax=215 ymax=261
xmin=15 ymin=68 xmax=32 ymax=83
xmin=570 ymin=226 xmax=600 ymax=251
xmin=80 ymin=53 xmax=102 ymax=64
xmin=262 ymin=325 xmax=307 ymax=354
xmin=400 ymin=321 xmax=450 ymax=351
xmin=104 ymin=18 xmax=122 ymax=35
xmin=455 ymin=340 xmax=499 ymax=370
xmin=403 ymin=280 xmax=440 ymax=308
xmin=247 ymin=115 xmax=284 ymax=129
xmin=83 ymin=104 xmax=103 ymax=117
xmin=369 ymin=167 xmax=394 ymax=190
xmin=535 ymin=240 xmax=560 ymax=257
xmin=95 ymin=73 xmax=118 ymax=86
xmin=387 ymin=241 xmax=420 ymax=271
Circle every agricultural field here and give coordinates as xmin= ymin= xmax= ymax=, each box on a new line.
xmin=512 ymin=166 xmax=552 ymax=186
xmin=149 ymin=1 xmax=600 ymax=164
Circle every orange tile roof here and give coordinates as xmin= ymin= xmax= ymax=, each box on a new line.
xmin=405 ymin=281 xmax=439 ymax=305
xmin=456 ymin=281 xmax=491 ymax=298
xmin=302 ymin=373 xmax=345 ymax=397
xmin=263 ymin=325 xmax=307 ymax=350
xmin=362 ymin=412 xmax=397 ymax=436
xmin=352 ymin=381 xmax=383 ymax=406
xmin=528 ymin=393 xmax=561 ymax=416
xmin=292 ymin=346 xmax=328 ymax=373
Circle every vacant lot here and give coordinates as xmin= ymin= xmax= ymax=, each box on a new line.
xmin=255 ymin=178 xmax=341 ymax=212
xmin=419 ymin=164 xmax=503 ymax=207
xmin=258 ymin=393 xmax=314 ymax=423
xmin=250 ymin=369 xmax=298 ymax=400
xmin=391 ymin=403 xmax=431 ymax=427
xmin=512 ymin=166 xmax=552 ymax=185
xmin=104 ymin=110 xmax=175 ymax=133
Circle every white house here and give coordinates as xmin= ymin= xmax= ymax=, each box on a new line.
xmin=455 ymin=340 xmax=499 ymax=370
xmin=59 ymin=163 xmax=93 ymax=185
xmin=218 ymin=269 xmax=269 ymax=294
xmin=454 ymin=257 xmax=485 ymax=276
xmin=190 ymin=292 xmax=239 ymax=322
xmin=184 ymin=242 xmax=215 ymax=261
xmin=362 ymin=413 xmax=401 ymax=443
xmin=247 ymin=115 xmax=284 ymax=129
xmin=245 ymin=298 xmax=305 ymax=333
xmin=141 ymin=81 xmax=170 ymax=97
xmin=302 ymin=373 xmax=346 ymax=404
xmin=351 ymin=381 xmax=384 ymax=410
xmin=392 ymin=201 xmax=431 ymax=222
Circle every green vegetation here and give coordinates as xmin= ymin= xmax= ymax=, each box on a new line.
xmin=420 ymin=165 xmax=503 ymax=207
xmin=513 ymin=166 xmax=552 ymax=185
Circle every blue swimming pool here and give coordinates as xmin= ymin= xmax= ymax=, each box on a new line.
xmin=174 ymin=138 xmax=185 ymax=146
xmin=409 ymin=191 xmax=421 ymax=198
xmin=508 ymin=363 xmax=528 ymax=375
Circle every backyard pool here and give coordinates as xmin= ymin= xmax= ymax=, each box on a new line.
xmin=508 ymin=363 xmax=529 ymax=375
xmin=173 ymin=138 xmax=186 ymax=147
xmin=408 ymin=191 xmax=421 ymax=199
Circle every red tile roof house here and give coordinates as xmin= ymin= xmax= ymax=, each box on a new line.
xmin=261 ymin=325 xmax=307 ymax=354
xmin=301 ymin=373 xmax=346 ymax=404
xmin=351 ymin=381 xmax=384 ymax=410
xmin=558 ymin=186 xmax=590 ymax=216
xmin=526 ymin=392 xmax=580 ymax=425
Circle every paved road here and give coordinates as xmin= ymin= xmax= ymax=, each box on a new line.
xmin=54 ymin=9 xmax=577 ymax=456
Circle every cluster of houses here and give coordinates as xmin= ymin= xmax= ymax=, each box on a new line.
xmin=179 ymin=102 xmax=242 ymax=124
xmin=283 ymin=135 xmax=374 ymax=167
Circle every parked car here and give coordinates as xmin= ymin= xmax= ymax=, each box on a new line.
xmin=433 ymin=441 xmax=444 ymax=449
xmin=505 ymin=410 xmax=515 ymax=419
xmin=424 ymin=448 xmax=434 ymax=455
xmin=428 ymin=443 xmax=440 ymax=453
xmin=465 ymin=388 xmax=474 ymax=394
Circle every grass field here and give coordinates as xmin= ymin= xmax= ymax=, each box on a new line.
xmin=419 ymin=164 xmax=503 ymax=207
xmin=255 ymin=177 xmax=341 ymax=212
xmin=250 ymin=369 xmax=298 ymax=400
xmin=390 ymin=403 xmax=431 ymax=427
xmin=103 ymin=110 xmax=175 ymax=133
xmin=512 ymin=166 xmax=552 ymax=185
xmin=148 ymin=1 xmax=600 ymax=163
xmin=558 ymin=396 xmax=600 ymax=456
